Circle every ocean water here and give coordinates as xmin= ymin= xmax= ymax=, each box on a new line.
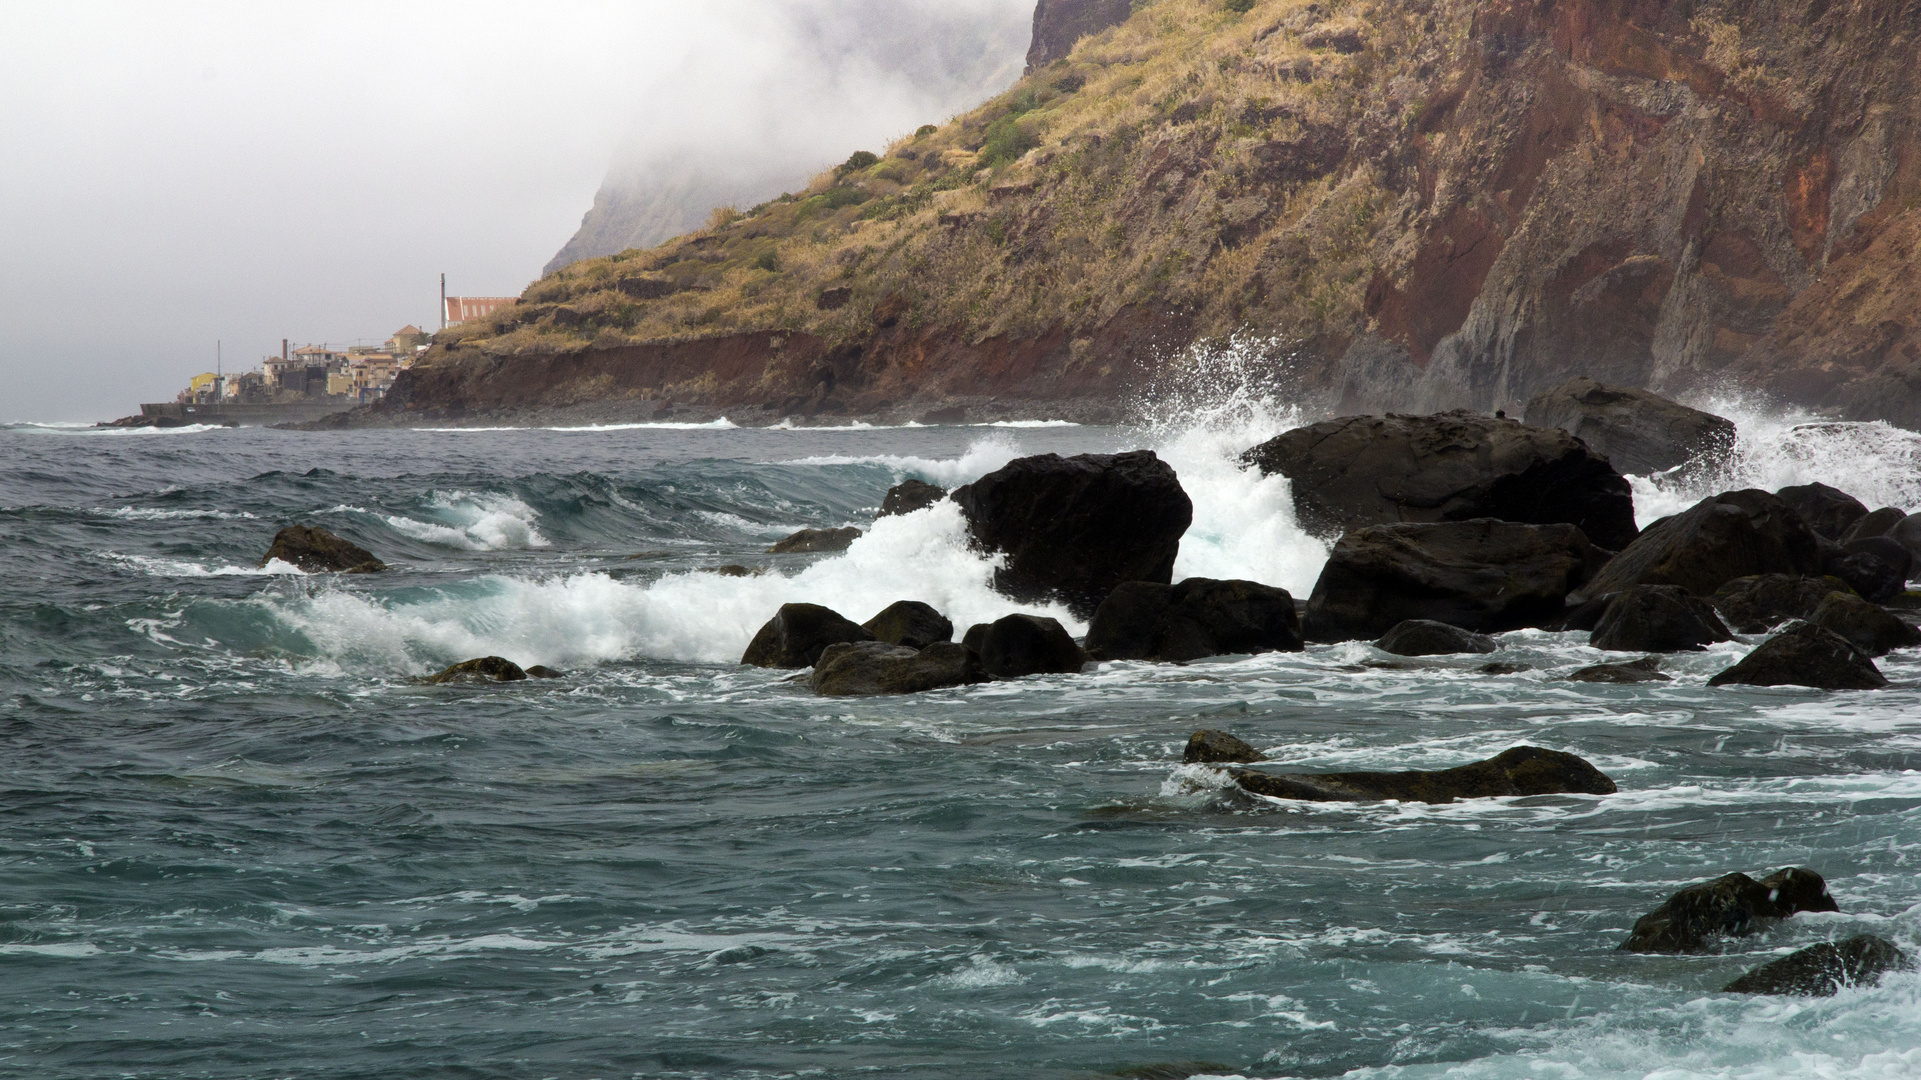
xmin=2 ymin=401 xmax=1919 ymax=1080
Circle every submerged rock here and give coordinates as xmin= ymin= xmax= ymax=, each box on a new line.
xmin=861 ymin=600 xmax=954 ymax=649
xmin=1184 ymin=729 xmax=1265 ymax=764
xmin=1711 ymin=574 xmax=1857 ymax=633
xmin=1722 ymin=935 xmax=1911 ymax=996
xmin=1620 ymin=868 xmax=1839 ymax=953
xmin=1477 ymin=661 xmax=1531 ymax=675
xmin=1375 ymin=619 xmax=1498 ymax=656
xmin=1809 ymin=591 xmax=1921 ymax=657
xmin=952 ymin=450 xmax=1192 ymax=618
xmin=1708 ymin=621 xmax=1888 ymax=690
xmin=810 ymin=641 xmax=982 ymax=696
xmin=428 ymin=656 xmax=527 ymax=684
xmin=1231 ymin=746 xmax=1616 ymax=804
xmin=1240 ymin=411 xmax=1638 ymax=550
xmin=963 ymin=614 xmax=1089 ymax=678
xmin=1570 ymin=490 xmax=1823 ymax=605
xmin=1776 ymin=482 xmax=1869 ymax=541
xmin=878 ymin=479 xmax=947 ymax=517
xmin=524 ymin=665 xmax=564 ymax=679
xmin=1523 ymin=377 xmax=1736 ymax=476
xmin=1564 ymin=656 xmax=1670 ymax=683
xmin=768 ymin=526 xmax=862 ymax=554
xmin=741 ymin=603 xmax=875 ymax=668
xmin=261 ymin=524 xmax=385 ymax=573
xmin=1084 ymin=578 xmax=1301 ymax=662
xmin=1589 ymin=585 xmax=1732 ymax=652
xmin=1303 ymin=519 xmax=1606 ymax=641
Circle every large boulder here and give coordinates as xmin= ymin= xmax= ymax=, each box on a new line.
xmin=1842 ymin=507 xmax=1907 ymax=544
xmin=1303 ymin=519 xmax=1607 ymax=641
xmin=1523 ymin=377 xmax=1736 ymax=476
xmin=878 ymin=479 xmax=947 ymax=517
xmin=1568 ymin=490 xmax=1823 ymax=605
xmin=862 ymin=600 xmax=953 ymax=649
xmin=1775 ymin=482 xmax=1869 ymax=540
xmin=1722 ymin=935 xmax=1912 ymax=996
xmin=1240 ymin=411 xmax=1638 ymax=550
xmin=768 ymin=527 xmax=862 ymax=554
xmin=741 ymin=603 xmax=874 ymax=668
xmin=1712 ymin=574 xmax=1858 ymax=633
xmin=1809 ymin=591 xmax=1921 ymax=657
xmin=1891 ymin=515 xmax=1921 ymax=570
xmin=1620 ymin=868 xmax=1838 ymax=953
xmin=1375 ymin=619 xmax=1498 ymax=656
xmin=1707 ymin=621 xmax=1888 ymax=690
xmin=952 ymin=451 xmax=1192 ymax=618
xmin=427 ymin=656 xmax=527 ymax=684
xmin=1231 ymin=746 xmax=1616 ymax=804
xmin=1828 ymin=536 xmax=1912 ymax=601
xmin=1184 ymin=729 xmax=1265 ymax=764
xmin=1084 ymin=578 xmax=1301 ymax=662
xmin=261 ymin=525 xmax=385 ymax=573
xmin=810 ymin=641 xmax=982 ymax=696
xmin=1589 ymin=585 xmax=1732 ymax=652
xmin=963 ymin=614 xmax=1089 ymax=678
xmin=1564 ymin=656 xmax=1670 ymax=683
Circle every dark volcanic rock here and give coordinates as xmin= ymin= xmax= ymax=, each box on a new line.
xmin=1708 ymin=621 xmax=1888 ymax=690
xmin=878 ymin=479 xmax=947 ymax=518
xmin=1722 ymin=935 xmax=1912 ymax=996
xmin=524 ymin=665 xmax=564 ymax=679
xmin=952 ymin=451 xmax=1192 ymax=618
xmin=861 ymin=600 xmax=954 ymax=649
xmin=1477 ymin=661 xmax=1531 ymax=675
xmin=1231 ymin=745 xmax=1616 ymax=804
xmin=1776 ymin=482 xmax=1870 ymax=540
xmin=810 ymin=641 xmax=982 ymax=696
xmin=1621 ymin=868 xmax=1839 ymax=953
xmin=1084 ymin=578 xmax=1301 ymax=662
xmin=741 ymin=603 xmax=875 ymax=668
xmin=1375 ymin=619 xmax=1498 ymax=656
xmin=1569 ymin=490 xmax=1823 ymax=605
xmin=1711 ymin=574 xmax=1857 ymax=633
xmin=1184 ymin=729 xmax=1265 ymax=764
xmin=1240 ymin=412 xmax=1638 ymax=550
xmin=1830 ymin=536 xmax=1913 ymax=602
xmin=1589 ymin=585 xmax=1733 ymax=652
xmin=1842 ymin=507 xmax=1907 ymax=544
xmin=1809 ymin=591 xmax=1921 ymax=657
xmin=1025 ymin=0 xmax=1133 ymax=71
xmin=1892 ymin=515 xmax=1921 ymax=570
xmin=768 ymin=526 xmax=862 ymax=554
xmin=428 ymin=656 xmax=527 ymax=684
xmin=1523 ymin=377 xmax=1736 ymax=476
xmin=965 ymin=614 xmax=1089 ymax=678
xmin=261 ymin=525 xmax=385 ymax=573
xmin=1303 ymin=519 xmax=1606 ymax=641
xmin=1564 ymin=655 xmax=1670 ymax=683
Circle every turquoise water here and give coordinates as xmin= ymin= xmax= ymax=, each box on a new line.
xmin=0 ymin=416 xmax=1917 ymax=1079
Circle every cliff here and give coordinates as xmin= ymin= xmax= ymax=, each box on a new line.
xmin=360 ymin=0 xmax=1921 ymax=429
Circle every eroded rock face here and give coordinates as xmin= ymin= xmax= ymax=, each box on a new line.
xmin=1776 ymin=483 xmax=1870 ymax=541
xmin=964 ymin=614 xmax=1089 ymax=678
xmin=1084 ymin=578 xmax=1301 ymax=662
xmin=261 ymin=525 xmax=385 ymax=574
xmin=1809 ymin=591 xmax=1921 ymax=657
xmin=1241 ymin=412 xmax=1638 ymax=550
xmin=1570 ymin=490 xmax=1823 ymax=605
xmin=1723 ymin=935 xmax=1912 ymax=996
xmin=1590 ymin=585 xmax=1733 ymax=652
xmin=878 ymin=479 xmax=947 ymax=518
xmin=769 ymin=527 xmax=862 ymax=554
xmin=1375 ymin=619 xmax=1498 ymax=656
xmin=428 ymin=656 xmax=527 ymax=684
xmin=1025 ymin=0 xmax=1133 ymax=72
xmin=742 ymin=603 xmax=874 ymax=668
xmin=1711 ymin=574 xmax=1857 ymax=633
xmin=862 ymin=600 xmax=954 ymax=649
xmin=810 ymin=641 xmax=982 ymax=696
xmin=1620 ymin=868 xmax=1838 ymax=953
xmin=1231 ymin=746 xmax=1616 ymax=804
xmin=952 ymin=451 xmax=1192 ymax=618
xmin=1184 ymin=729 xmax=1265 ymax=764
xmin=1707 ymin=621 xmax=1888 ymax=690
xmin=1304 ymin=519 xmax=1606 ymax=641
xmin=1523 ymin=378 xmax=1735 ymax=476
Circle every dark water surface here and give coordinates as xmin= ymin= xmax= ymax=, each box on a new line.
xmin=1 ymin=418 xmax=1917 ymax=1080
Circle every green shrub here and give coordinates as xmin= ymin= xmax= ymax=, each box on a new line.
xmin=1225 ymin=0 xmax=1255 ymax=11
xmin=916 ymin=124 xmax=938 ymax=137
xmin=979 ymin=116 xmax=1039 ymax=168
xmin=838 ymin=150 xmax=879 ymax=176
xmin=753 ymin=250 xmax=779 ymax=273
xmin=821 ymin=186 xmax=868 ymax=209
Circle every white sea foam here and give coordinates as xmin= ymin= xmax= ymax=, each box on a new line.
xmin=784 ymin=434 xmax=1027 ymax=488
xmin=374 ymin=490 xmax=550 ymax=551
xmin=106 ymin=552 xmax=303 ymax=577
xmin=418 ymin=418 xmax=740 ymax=432
xmin=95 ymin=506 xmax=259 ymax=521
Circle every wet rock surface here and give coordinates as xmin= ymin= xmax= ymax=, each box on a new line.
xmin=963 ymin=614 xmax=1089 ymax=678
xmin=1564 ymin=656 xmax=1670 ymax=683
xmin=428 ymin=656 xmax=527 ymax=684
xmin=1183 ymin=729 xmax=1265 ymax=764
xmin=1304 ymin=519 xmax=1606 ymax=641
xmin=1708 ymin=621 xmax=1889 ymax=690
xmin=1842 ymin=507 xmax=1908 ymax=544
xmin=1374 ymin=619 xmax=1498 ymax=656
xmin=1809 ymin=591 xmax=1921 ymax=657
xmin=1711 ymin=574 xmax=1857 ymax=633
xmin=1570 ymin=490 xmax=1823 ymax=605
xmin=1240 ymin=412 xmax=1638 ymax=550
xmin=878 ymin=479 xmax=947 ymax=518
xmin=1589 ymin=585 xmax=1732 ymax=652
xmin=1231 ymin=746 xmax=1617 ymax=804
xmin=742 ymin=603 xmax=875 ymax=668
xmin=1621 ymin=868 xmax=1839 ymax=953
xmin=1722 ymin=935 xmax=1912 ymax=996
xmin=1522 ymin=377 xmax=1735 ymax=476
xmin=861 ymin=600 xmax=954 ymax=650
xmin=810 ymin=641 xmax=982 ymax=696
xmin=1776 ymin=482 xmax=1870 ymax=541
xmin=768 ymin=527 xmax=863 ymax=554
xmin=1085 ymin=578 xmax=1301 ymax=662
xmin=952 ymin=451 xmax=1192 ymax=618
xmin=261 ymin=525 xmax=386 ymax=574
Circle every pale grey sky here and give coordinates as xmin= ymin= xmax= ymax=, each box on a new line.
xmin=0 ymin=0 xmax=1028 ymax=421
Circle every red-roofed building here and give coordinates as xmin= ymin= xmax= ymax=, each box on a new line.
xmin=443 ymin=296 xmax=518 ymax=326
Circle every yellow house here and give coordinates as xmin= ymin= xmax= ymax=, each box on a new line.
xmin=188 ymin=372 xmax=217 ymax=393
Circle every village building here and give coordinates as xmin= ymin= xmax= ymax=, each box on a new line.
xmin=443 ymin=296 xmax=517 ymax=326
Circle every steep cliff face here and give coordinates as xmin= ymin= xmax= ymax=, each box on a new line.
xmin=1026 ymin=0 xmax=1136 ymax=72
xmin=375 ymin=0 xmax=1921 ymax=428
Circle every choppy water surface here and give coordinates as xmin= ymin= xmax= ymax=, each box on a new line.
xmin=2 ymin=403 xmax=1919 ymax=1080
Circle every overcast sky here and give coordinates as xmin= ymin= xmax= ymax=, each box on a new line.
xmin=0 ymin=0 xmax=1028 ymax=422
